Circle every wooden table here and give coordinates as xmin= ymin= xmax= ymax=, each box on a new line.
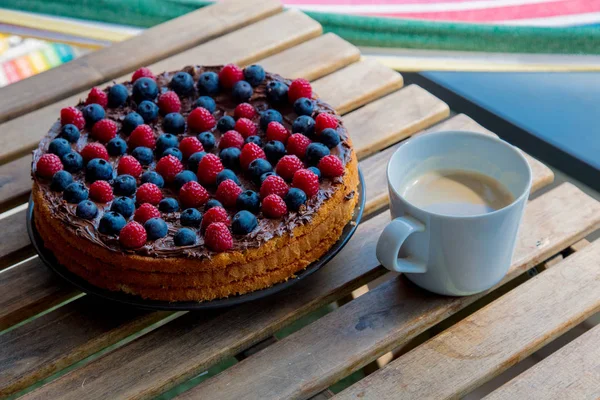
xmin=1 ymin=1 xmax=600 ymax=399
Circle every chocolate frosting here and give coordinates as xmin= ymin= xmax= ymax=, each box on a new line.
xmin=32 ymin=66 xmax=353 ymax=258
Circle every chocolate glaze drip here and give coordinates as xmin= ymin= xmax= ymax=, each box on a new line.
xmin=32 ymin=66 xmax=352 ymax=258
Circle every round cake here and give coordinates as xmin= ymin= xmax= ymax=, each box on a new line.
xmin=31 ymin=64 xmax=359 ymax=302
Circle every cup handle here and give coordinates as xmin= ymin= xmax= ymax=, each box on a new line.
xmin=376 ymin=216 xmax=426 ymax=273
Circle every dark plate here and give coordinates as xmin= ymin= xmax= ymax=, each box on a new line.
xmin=27 ymin=168 xmax=365 ymax=310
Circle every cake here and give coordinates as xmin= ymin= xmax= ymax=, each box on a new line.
xmin=31 ymin=64 xmax=359 ymax=302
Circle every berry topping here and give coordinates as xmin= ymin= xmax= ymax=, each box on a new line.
xmin=245 ymin=136 xmax=262 ymax=147
xmin=155 ymin=154 xmax=184 ymax=183
xmin=158 ymin=197 xmax=179 ymax=213
xmin=260 ymin=171 xmax=277 ymax=184
xmin=91 ymin=119 xmax=118 ymax=143
xmin=292 ymin=115 xmax=316 ymax=137
xmin=285 ymin=187 xmax=307 ymax=211
xmin=266 ymin=121 xmax=290 ymax=144
xmin=292 ymin=169 xmax=319 ymax=197
xmin=136 ymin=182 xmax=163 ymax=205
xmin=219 ymin=147 xmax=241 ymax=170
xmin=234 ymin=118 xmax=257 ymax=138
xmin=108 ymin=84 xmax=128 ymax=108
xmin=141 ymin=171 xmax=164 ymax=188
xmin=132 ymin=77 xmax=158 ymax=103
xmin=48 ymin=138 xmax=71 ymax=158
xmin=237 ymin=190 xmax=261 ymax=213
xmin=169 ymin=71 xmax=194 ymax=95
xmin=259 ymin=109 xmax=283 ymax=131
xmin=204 ymin=222 xmax=233 ymax=252
xmin=145 ymin=217 xmax=168 ymax=240
xmin=137 ymin=100 xmax=159 ymax=122
xmin=197 ymin=132 xmax=216 ymax=151
xmin=196 ymin=96 xmax=216 ymax=113
xmin=187 ymin=151 xmax=207 ymax=172
xmin=288 ymin=78 xmax=312 ymax=103
xmin=60 ymin=107 xmax=85 ymax=130
xmin=157 ymin=91 xmax=181 ymax=114
xmin=188 ymin=107 xmax=216 ymax=132
xmin=50 ymin=170 xmax=73 ymax=192
xmin=122 ymin=112 xmax=145 ymax=135
xmin=117 ymin=155 xmax=143 ymax=178
xmin=162 ymin=147 xmax=182 ymax=161
xmin=219 ymin=130 xmax=244 ymax=150
xmin=248 ymin=159 xmax=273 ymax=184
xmin=113 ymin=174 xmax=137 ymax=196
xmin=266 ymin=81 xmax=289 ymax=104
xmin=86 ymin=158 xmax=113 ymax=182
xmin=317 ymin=155 xmax=344 ymax=178
xmin=59 ymin=124 xmax=81 ymax=143
xmin=156 ymin=133 xmax=179 ymax=154
xmin=276 ymin=155 xmax=304 ymax=181
xmin=119 ymin=221 xmax=147 ymax=249
xmin=81 ymin=143 xmax=109 ymax=162
xmin=129 ymin=124 xmax=156 ymax=149
xmin=179 ymin=181 xmax=209 ymax=208
xmin=107 ymin=138 xmax=127 ymax=156
xmin=264 ymin=140 xmax=286 ymax=164
xmin=99 ymin=211 xmax=126 ymax=235
xmin=318 ymin=128 xmax=341 ymax=148
xmin=180 ymin=208 xmax=203 ymax=227
xmin=262 ymin=194 xmax=287 ymax=218
xmin=232 ymin=210 xmax=258 ymax=235
xmin=315 ymin=113 xmax=338 ymax=133
xmin=307 ymin=166 xmax=321 ymax=179
xmin=163 ymin=112 xmax=186 ymax=134
xmin=89 ymin=180 xmax=113 ymax=202
xmin=234 ymin=103 xmax=257 ymax=119
xmin=179 ymin=136 xmax=204 ymax=159
xmin=61 ymin=152 xmax=83 ymax=173
xmin=240 ymin=142 xmax=266 ymax=170
xmin=219 ymin=64 xmax=244 ymax=89
xmin=216 ymin=169 xmax=241 ymax=186
xmin=216 ymin=179 xmax=243 ymax=208
xmin=305 ymin=142 xmax=330 ymax=166
xmin=76 ymin=200 xmax=98 ymax=220
xmin=83 ymin=104 xmax=105 ymax=126
xmin=197 ymin=71 xmax=219 ymax=95
xmin=260 ymin=175 xmax=289 ymax=199
xmin=85 ymin=87 xmax=108 ymax=108
xmin=197 ymin=153 xmax=224 ymax=186
xmin=232 ymin=80 xmax=253 ymax=103
xmin=205 ymin=199 xmax=223 ymax=211
xmin=132 ymin=146 xmax=154 ymax=165
xmin=201 ymin=206 xmax=230 ymax=231
xmin=174 ymin=228 xmax=196 ymax=246
xmin=173 ymin=170 xmax=198 ymax=190
xmin=243 ymin=64 xmax=265 ymax=87
xmin=134 ymin=203 xmax=161 ymax=223
xmin=132 ymin=67 xmax=155 ymax=82
xmin=217 ymin=115 xmax=236 ymax=133
xmin=294 ymin=97 xmax=315 ymax=116
xmin=111 ymin=196 xmax=135 ymax=218
xmin=286 ymin=133 xmax=312 ymax=159
xmin=63 ymin=182 xmax=88 ymax=203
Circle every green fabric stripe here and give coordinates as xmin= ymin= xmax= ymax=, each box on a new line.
xmin=4 ymin=0 xmax=600 ymax=54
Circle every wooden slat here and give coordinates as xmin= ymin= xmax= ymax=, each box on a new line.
xmin=485 ymin=324 xmax=600 ymax=400
xmin=346 ymin=85 xmax=450 ymax=159
xmin=172 ymin=184 xmax=600 ymax=400
xmin=24 ymin=183 xmax=600 ymax=400
xmin=336 ymin=239 xmax=600 ymax=400
xmin=0 ymin=156 xmax=31 ymax=212
xmin=0 ymin=0 xmax=282 ymax=124
xmin=0 ymin=207 xmax=31 ymax=269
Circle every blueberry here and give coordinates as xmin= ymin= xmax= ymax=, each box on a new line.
xmin=144 ymin=217 xmax=168 ymax=240
xmin=197 ymin=71 xmax=219 ymax=95
xmin=285 ymin=188 xmax=307 ymax=211
xmin=76 ymin=200 xmax=98 ymax=219
xmin=236 ymin=190 xmax=260 ymax=213
xmin=173 ymin=170 xmax=198 ymax=190
xmin=232 ymin=210 xmax=258 ymax=235
xmin=156 ymin=133 xmax=179 ymax=154
xmin=61 ymin=152 xmax=83 ymax=173
xmin=232 ymin=80 xmax=253 ymax=103
xmin=216 ymin=169 xmax=241 ymax=186
xmin=305 ymin=142 xmax=330 ymax=165
xmin=244 ymin=135 xmax=262 ymax=147
xmin=187 ymin=151 xmax=206 ymax=172
xmin=50 ymin=170 xmax=73 ymax=191
xmin=260 ymin=171 xmax=277 ymax=184
xmin=59 ymin=124 xmax=80 ymax=143
xmin=131 ymin=146 xmax=153 ymax=165
xmin=48 ymin=138 xmax=71 ymax=158
xmin=137 ymin=100 xmax=159 ymax=122
xmin=294 ymin=97 xmax=315 ymax=116
xmin=83 ymin=104 xmax=105 ymax=125
xmin=196 ymin=96 xmax=216 ymax=113
xmin=264 ymin=140 xmax=286 ymax=164
xmin=174 ymin=228 xmax=196 ymax=246
xmin=260 ymin=109 xmax=283 ymax=130
xmin=112 ymin=174 xmax=137 ymax=196
xmin=319 ymin=128 xmax=341 ymax=148
xmin=63 ymin=182 xmax=88 ymax=203
xmin=132 ymin=77 xmax=158 ymax=103
xmin=141 ymin=171 xmax=164 ymax=188
xmin=217 ymin=115 xmax=235 ymax=133
xmin=220 ymin=147 xmax=241 ymax=170
xmin=99 ymin=211 xmax=126 ymax=235
xmin=162 ymin=112 xmax=185 ymax=134
xmin=86 ymin=158 xmax=113 ymax=182
xmin=162 ymin=147 xmax=183 ymax=161
xmin=170 ymin=71 xmax=194 ymax=95
xmin=243 ymin=65 xmax=265 ymax=87
xmin=248 ymin=158 xmax=273 ymax=183
xmin=307 ymin=166 xmax=321 ymax=180
xmin=266 ymin=81 xmax=288 ymax=104
xmin=197 ymin=132 xmax=215 ymax=151
xmin=292 ymin=115 xmax=315 ymax=137
xmin=108 ymin=84 xmax=128 ymax=107
xmin=122 ymin=112 xmax=144 ymax=135
xmin=107 ymin=138 xmax=127 ymax=156
xmin=180 ymin=208 xmax=203 ymax=227
xmin=159 ymin=197 xmax=179 ymax=213
xmin=205 ymin=199 xmax=223 ymax=211
xmin=111 ymin=196 xmax=135 ymax=218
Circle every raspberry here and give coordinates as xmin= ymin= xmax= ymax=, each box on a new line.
xmin=119 ymin=221 xmax=147 ymax=249
xmin=234 ymin=103 xmax=257 ymax=119
xmin=219 ymin=130 xmax=244 ymax=149
xmin=239 ymin=142 xmax=266 ymax=170
xmin=134 ymin=203 xmax=160 ymax=223
xmin=318 ymin=155 xmax=344 ymax=178
xmin=179 ymin=136 xmax=204 ymax=159
xmin=275 ymin=155 xmax=304 ymax=181
xmin=286 ymin=133 xmax=311 ymax=159
xmin=157 ymin=91 xmax=181 ymax=114
xmin=188 ymin=107 xmax=215 ymax=132
xmin=36 ymin=154 xmax=63 ymax=178
xmin=197 ymin=153 xmax=223 ymax=186
xmin=315 ymin=113 xmax=338 ymax=133
xmin=85 ymin=87 xmax=108 ymax=108
xmin=136 ymin=182 xmax=162 ymax=205
xmin=260 ymin=175 xmax=289 ymax=199
xmin=132 ymin=67 xmax=155 ymax=82
xmin=129 ymin=124 xmax=156 ymax=150
xmin=288 ymin=78 xmax=312 ymax=103
xmin=179 ymin=181 xmax=209 ymax=208
xmin=265 ymin=122 xmax=290 ymax=144
xmin=234 ymin=118 xmax=257 ymax=138
xmin=292 ymin=169 xmax=319 ymax=197
xmin=118 ymin=155 xmax=143 ymax=178
xmin=81 ymin=143 xmax=109 ymax=162
xmin=262 ymin=194 xmax=287 ymax=218
xmin=155 ymin=154 xmax=184 ymax=183
xmin=201 ymin=206 xmax=230 ymax=231
xmin=60 ymin=107 xmax=85 ymax=130
xmin=91 ymin=119 xmax=118 ymax=143
xmin=216 ymin=179 xmax=243 ymax=208
xmin=89 ymin=180 xmax=113 ymax=202
xmin=219 ymin=64 xmax=244 ymax=89
xmin=204 ymin=222 xmax=233 ymax=252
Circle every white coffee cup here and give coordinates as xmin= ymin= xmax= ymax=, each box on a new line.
xmin=376 ymin=131 xmax=532 ymax=296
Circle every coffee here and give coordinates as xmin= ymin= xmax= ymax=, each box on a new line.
xmin=402 ymin=169 xmax=514 ymax=216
